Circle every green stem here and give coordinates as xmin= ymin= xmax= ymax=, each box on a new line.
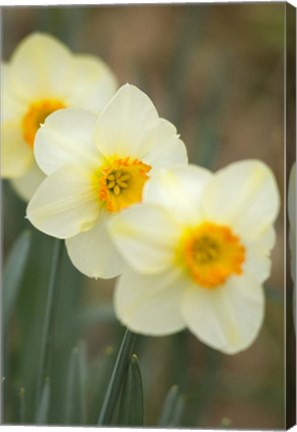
xmin=36 ymin=239 xmax=63 ymax=407
xmin=97 ymin=329 xmax=136 ymax=425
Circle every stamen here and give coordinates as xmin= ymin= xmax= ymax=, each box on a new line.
xmin=120 ymin=174 xmax=130 ymax=181
xmin=98 ymin=157 xmax=151 ymax=213
xmin=113 ymin=185 xmax=120 ymax=196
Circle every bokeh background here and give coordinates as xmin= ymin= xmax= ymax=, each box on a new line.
xmin=2 ymin=3 xmax=293 ymax=429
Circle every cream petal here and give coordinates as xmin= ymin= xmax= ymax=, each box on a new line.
xmin=250 ymin=226 xmax=276 ymax=254
xmin=109 ymin=204 xmax=181 ymax=274
xmin=1 ymin=63 xmax=27 ymax=122
xmin=181 ymin=274 xmax=264 ymax=354
xmin=202 ymin=160 xmax=280 ymax=240
xmin=1 ymin=121 xmax=34 ymax=178
xmin=11 ymin=162 xmax=45 ymax=202
xmin=10 ymin=33 xmax=73 ymax=100
xmin=93 ymin=84 xmax=159 ymax=157
xmin=114 ymin=267 xmax=186 ymax=335
xmin=142 ymin=119 xmax=188 ymax=168
xmin=243 ymin=246 xmax=271 ymax=284
xmin=65 ymin=55 xmax=117 ymax=113
xmin=34 ymin=108 xmax=103 ymax=175
xmin=143 ymin=165 xmax=212 ymax=223
xmin=26 ymin=165 xmax=100 ymax=239
xmin=66 ymin=212 xmax=124 ymax=279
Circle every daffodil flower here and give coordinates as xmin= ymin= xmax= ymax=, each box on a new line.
xmin=26 ymin=84 xmax=188 ymax=279
xmin=2 ymin=32 xmax=117 ymax=200
xmin=109 ymin=161 xmax=280 ymax=354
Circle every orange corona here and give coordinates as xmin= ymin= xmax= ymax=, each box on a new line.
xmin=179 ymin=222 xmax=246 ymax=289
xmin=98 ymin=156 xmax=151 ymax=213
xmin=22 ymin=99 xmax=65 ymax=147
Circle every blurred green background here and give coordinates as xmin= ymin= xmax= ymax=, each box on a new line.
xmin=2 ymin=3 xmax=289 ymax=428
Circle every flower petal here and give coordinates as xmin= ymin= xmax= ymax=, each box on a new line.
xmin=93 ymin=84 xmax=159 ymax=157
xmin=66 ymin=212 xmax=124 ymax=279
xmin=65 ymin=54 xmax=117 ymax=113
xmin=202 ymin=160 xmax=280 ymax=240
xmin=1 ymin=122 xmax=33 ymax=177
xmin=243 ymin=246 xmax=271 ymax=284
xmin=143 ymin=165 xmax=212 ymax=224
xmin=26 ymin=165 xmax=100 ymax=239
xmin=1 ymin=63 xmax=27 ymax=122
xmin=115 ymin=267 xmax=186 ymax=335
xmin=181 ymin=274 xmax=264 ymax=354
xmin=109 ymin=204 xmax=181 ymax=274
xmin=34 ymin=109 xmax=103 ymax=175
xmin=10 ymin=33 xmax=73 ymax=101
xmin=142 ymin=119 xmax=188 ymax=168
xmin=11 ymin=162 xmax=45 ymax=202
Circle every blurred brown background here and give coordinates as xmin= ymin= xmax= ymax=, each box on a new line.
xmin=2 ymin=3 xmax=290 ymax=429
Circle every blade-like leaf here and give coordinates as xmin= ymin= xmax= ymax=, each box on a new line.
xmin=19 ymin=387 xmax=25 ymax=424
xmin=36 ymin=239 xmax=63 ymax=406
xmin=88 ymin=346 xmax=115 ymax=425
xmin=3 ymin=231 xmax=32 ymax=333
xmin=65 ymin=342 xmax=87 ymax=425
xmin=35 ymin=377 xmax=50 ymax=425
xmin=169 ymin=393 xmax=185 ymax=426
xmin=158 ymin=385 xmax=179 ymax=426
xmin=97 ymin=329 xmax=136 ymax=425
xmin=116 ymin=354 xmax=144 ymax=426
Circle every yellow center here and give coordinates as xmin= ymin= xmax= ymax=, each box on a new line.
xmin=178 ymin=222 xmax=246 ymax=289
xmin=22 ymin=99 xmax=66 ymax=147
xmin=98 ymin=156 xmax=152 ymax=213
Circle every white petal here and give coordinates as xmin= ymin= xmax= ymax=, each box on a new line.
xmin=93 ymin=84 xmax=159 ymax=157
xmin=250 ymin=226 xmax=276 ymax=254
xmin=10 ymin=33 xmax=73 ymax=100
xmin=66 ymin=212 xmax=124 ymax=279
xmin=1 ymin=63 xmax=27 ymax=122
xmin=142 ymin=119 xmax=188 ymax=168
xmin=34 ymin=109 xmax=103 ymax=175
xmin=143 ymin=165 xmax=212 ymax=223
xmin=26 ymin=165 xmax=100 ymax=239
xmin=11 ymin=162 xmax=45 ymax=202
xmin=65 ymin=55 xmax=117 ymax=113
xmin=115 ymin=267 xmax=186 ymax=335
xmin=181 ymin=274 xmax=264 ymax=354
xmin=243 ymin=245 xmax=271 ymax=284
xmin=202 ymin=160 xmax=280 ymax=240
xmin=109 ymin=204 xmax=181 ymax=274
xmin=1 ymin=122 xmax=33 ymax=177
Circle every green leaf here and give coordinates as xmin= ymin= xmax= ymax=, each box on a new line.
xmin=158 ymin=385 xmax=179 ymax=426
xmin=3 ymin=231 xmax=32 ymax=333
xmin=169 ymin=393 xmax=185 ymax=426
xmin=116 ymin=354 xmax=144 ymax=426
xmin=19 ymin=387 xmax=26 ymax=424
xmin=97 ymin=329 xmax=136 ymax=425
xmin=65 ymin=342 xmax=87 ymax=425
xmin=88 ymin=346 xmax=115 ymax=425
xmin=35 ymin=377 xmax=50 ymax=425
xmin=35 ymin=239 xmax=63 ymax=406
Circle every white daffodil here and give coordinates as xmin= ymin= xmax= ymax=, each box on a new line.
xmin=288 ymin=163 xmax=296 ymax=330
xmin=2 ymin=32 xmax=117 ymax=201
xmin=109 ymin=161 xmax=280 ymax=354
xmin=26 ymin=84 xmax=188 ymax=279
